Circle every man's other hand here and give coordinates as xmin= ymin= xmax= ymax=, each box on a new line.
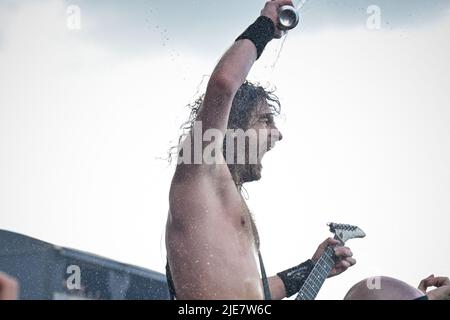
xmin=311 ymin=238 xmax=357 ymax=278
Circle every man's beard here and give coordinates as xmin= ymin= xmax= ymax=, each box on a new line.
xmin=229 ymin=162 xmax=263 ymax=185
xmin=226 ymin=143 xmax=268 ymax=185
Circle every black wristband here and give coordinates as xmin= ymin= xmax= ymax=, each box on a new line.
xmin=277 ymin=259 xmax=315 ymax=297
xmin=236 ymin=16 xmax=275 ymax=60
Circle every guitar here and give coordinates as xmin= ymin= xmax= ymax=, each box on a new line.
xmin=295 ymin=222 xmax=366 ymax=300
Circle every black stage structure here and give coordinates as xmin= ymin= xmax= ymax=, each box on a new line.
xmin=0 ymin=230 xmax=170 ymax=300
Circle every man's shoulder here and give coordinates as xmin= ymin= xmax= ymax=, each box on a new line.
xmin=171 ymin=164 xmax=233 ymax=188
xmin=169 ymin=164 xmax=243 ymax=217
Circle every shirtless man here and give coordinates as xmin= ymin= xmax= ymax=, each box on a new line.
xmin=165 ymin=0 xmax=356 ymax=300
xmin=344 ymin=275 xmax=450 ymax=300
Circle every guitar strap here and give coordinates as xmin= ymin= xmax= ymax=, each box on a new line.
xmin=165 ymin=261 xmax=176 ymax=300
xmin=258 ymin=249 xmax=272 ymax=300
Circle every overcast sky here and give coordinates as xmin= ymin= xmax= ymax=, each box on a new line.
xmin=1 ymin=0 xmax=449 ymax=300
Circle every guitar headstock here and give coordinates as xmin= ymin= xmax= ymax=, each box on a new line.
xmin=328 ymin=222 xmax=366 ymax=244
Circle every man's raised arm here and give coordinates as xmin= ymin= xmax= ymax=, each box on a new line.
xmin=196 ymin=0 xmax=294 ymax=133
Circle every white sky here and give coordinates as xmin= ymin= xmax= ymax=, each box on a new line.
xmin=1 ymin=1 xmax=449 ymax=299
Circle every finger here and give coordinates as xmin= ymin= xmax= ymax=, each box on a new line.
xmin=437 ymin=277 xmax=450 ymax=286
xmin=420 ymin=274 xmax=435 ymax=286
xmin=418 ymin=280 xmax=428 ymax=293
xmin=274 ymin=0 xmax=295 ymax=7
xmin=424 ymin=274 xmax=435 ymax=281
xmin=345 ymin=257 xmax=357 ymax=266
xmin=335 ymin=260 xmax=351 ymax=270
xmin=334 ymin=246 xmax=353 ymax=258
xmin=426 ymin=277 xmax=450 ymax=288
xmin=328 ymin=269 xmax=337 ymax=277
xmin=267 ymin=0 xmax=293 ymax=8
xmin=445 ymin=286 xmax=450 ymax=298
xmin=418 ymin=277 xmax=433 ymax=293
xmin=267 ymin=0 xmax=296 ymax=14
xmin=317 ymin=238 xmax=330 ymax=250
xmin=323 ymin=237 xmax=340 ymax=248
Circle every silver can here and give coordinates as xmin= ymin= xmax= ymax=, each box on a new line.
xmin=278 ymin=5 xmax=299 ymax=30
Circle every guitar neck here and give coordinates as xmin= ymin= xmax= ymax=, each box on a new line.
xmin=295 ymin=246 xmax=335 ymax=300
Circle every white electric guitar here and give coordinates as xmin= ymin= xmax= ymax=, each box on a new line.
xmin=295 ymin=223 xmax=366 ymax=300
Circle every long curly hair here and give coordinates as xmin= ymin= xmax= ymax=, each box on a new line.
xmin=169 ymin=81 xmax=282 ymax=164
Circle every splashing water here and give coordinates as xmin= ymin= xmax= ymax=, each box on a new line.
xmin=270 ymin=33 xmax=289 ymax=70
xmin=269 ymin=0 xmax=310 ymax=72
xmin=296 ymin=0 xmax=309 ymax=11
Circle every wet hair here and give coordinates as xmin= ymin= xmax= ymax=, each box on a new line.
xmin=227 ymin=81 xmax=281 ymax=130
xmin=169 ymin=80 xmax=281 ymax=164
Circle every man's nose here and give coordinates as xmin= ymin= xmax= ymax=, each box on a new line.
xmin=275 ymin=127 xmax=283 ymax=141
xmin=278 ymin=129 xmax=283 ymax=142
xmin=272 ymin=127 xmax=283 ymax=142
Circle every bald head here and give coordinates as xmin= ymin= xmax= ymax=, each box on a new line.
xmin=344 ymin=276 xmax=424 ymax=300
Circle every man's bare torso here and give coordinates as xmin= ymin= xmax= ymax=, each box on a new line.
xmin=165 ymin=165 xmax=264 ymax=299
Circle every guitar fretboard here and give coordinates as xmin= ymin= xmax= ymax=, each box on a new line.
xmin=295 ymin=246 xmax=335 ymax=300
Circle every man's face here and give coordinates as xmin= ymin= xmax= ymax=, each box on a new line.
xmin=241 ymin=100 xmax=283 ymax=182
